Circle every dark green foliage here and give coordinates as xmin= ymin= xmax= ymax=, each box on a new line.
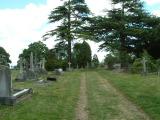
xmin=156 ymin=59 xmax=160 ymax=71
xmin=45 ymin=49 xmax=67 ymax=71
xmin=88 ymin=0 xmax=160 ymax=66
xmin=19 ymin=41 xmax=48 ymax=64
xmin=44 ymin=0 xmax=90 ymax=65
xmin=73 ymin=41 xmax=91 ymax=68
xmin=54 ymin=42 xmax=68 ymax=60
xmin=104 ymin=54 xmax=119 ymax=69
xmin=131 ymin=51 xmax=157 ymax=73
xmin=147 ymin=23 xmax=160 ymax=58
xmin=0 ymin=47 xmax=11 ymax=66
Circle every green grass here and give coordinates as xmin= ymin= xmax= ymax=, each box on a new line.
xmin=0 ymin=70 xmax=81 ymax=120
xmin=98 ymin=69 xmax=160 ymax=120
xmin=86 ymin=71 xmax=121 ymax=120
xmin=2 ymin=69 xmax=160 ymax=120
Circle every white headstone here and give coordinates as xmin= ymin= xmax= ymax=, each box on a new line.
xmin=42 ymin=58 xmax=46 ymax=70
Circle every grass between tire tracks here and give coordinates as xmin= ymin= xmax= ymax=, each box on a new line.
xmin=86 ymin=70 xmax=150 ymax=120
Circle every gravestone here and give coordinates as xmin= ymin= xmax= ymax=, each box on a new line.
xmin=55 ymin=68 xmax=63 ymax=75
xmin=30 ymin=52 xmax=34 ymax=71
xmin=42 ymin=58 xmax=46 ymax=70
xmin=15 ymin=58 xmax=27 ymax=81
xmin=37 ymin=58 xmax=47 ymax=74
xmin=16 ymin=53 xmax=37 ymax=81
xmin=26 ymin=52 xmax=36 ymax=80
xmin=113 ymin=63 xmax=121 ymax=70
xmin=0 ymin=66 xmax=12 ymax=97
xmin=142 ymin=57 xmax=147 ymax=76
xmin=77 ymin=64 xmax=79 ymax=69
xmin=68 ymin=62 xmax=71 ymax=71
xmin=0 ymin=65 xmax=32 ymax=105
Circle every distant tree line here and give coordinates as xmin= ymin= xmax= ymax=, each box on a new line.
xmin=2 ymin=0 xmax=160 ymax=71
xmin=18 ymin=40 xmax=94 ymax=71
xmin=43 ymin=0 xmax=160 ymax=69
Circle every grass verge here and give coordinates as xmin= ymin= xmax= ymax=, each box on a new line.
xmin=98 ymin=69 xmax=160 ymax=120
xmin=0 ymin=70 xmax=81 ymax=120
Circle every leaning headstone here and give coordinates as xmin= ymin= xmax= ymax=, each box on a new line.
xmin=0 ymin=65 xmax=32 ymax=105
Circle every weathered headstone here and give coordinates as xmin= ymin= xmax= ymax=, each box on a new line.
xmin=19 ymin=57 xmax=23 ymax=74
xmin=37 ymin=58 xmax=47 ymax=75
xmin=113 ymin=63 xmax=121 ymax=70
xmin=0 ymin=66 xmax=12 ymax=97
xmin=68 ymin=62 xmax=71 ymax=71
xmin=0 ymin=65 xmax=32 ymax=105
xmin=15 ymin=58 xmax=28 ymax=81
xmin=30 ymin=52 xmax=34 ymax=71
xmin=55 ymin=68 xmax=63 ymax=75
xmin=77 ymin=64 xmax=79 ymax=69
xmin=42 ymin=58 xmax=46 ymax=70
xmin=142 ymin=57 xmax=147 ymax=76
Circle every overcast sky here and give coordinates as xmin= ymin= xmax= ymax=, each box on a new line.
xmin=0 ymin=0 xmax=160 ymax=66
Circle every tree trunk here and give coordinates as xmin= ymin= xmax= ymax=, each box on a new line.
xmin=120 ymin=34 xmax=127 ymax=68
xmin=67 ymin=0 xmax=72 ymax=65
xmin=119 ymin=2 xmax=127 ymax=69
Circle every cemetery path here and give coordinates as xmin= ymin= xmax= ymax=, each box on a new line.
xmin=95 ymin=72 xmax=151 ymax=120
xmin=75 ymin=72 xmax=88 ymax=120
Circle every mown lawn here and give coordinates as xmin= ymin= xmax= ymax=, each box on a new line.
xmin=86 ymin=71 xmax=121 ymax=120
xmin=1 ymin=69 xmax=160 ymax=120
xmin=0 ymin=70 xmax=81 ymax=120
xmin=98 ymin=69 xmax=160 ymax=120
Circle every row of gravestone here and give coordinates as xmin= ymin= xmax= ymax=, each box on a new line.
xmin=15 ymin=52 xmax=47 ymax=81
xmin=0 ymin=52 xmax=47 ymax=105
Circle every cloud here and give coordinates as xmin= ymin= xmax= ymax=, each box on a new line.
xmin=143 ymin=0 xmax=160 ymax=5
xmin=86 ymin=0 xmax=112 ymax=15
xmin=153 ymin=10 xmax=160 ymax=17
xmin=0 ymin=0 xmax=109 ymax=66
xmin=0 ymin=0 xmax=62 ymax=65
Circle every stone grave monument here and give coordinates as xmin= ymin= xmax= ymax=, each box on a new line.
xmin=16 ymin=52 xmax=37 ymax=81
xmin=142 ymin=57 xmax=147 ymax=76
xmin=25 ymin=52 xmax=37 ymax=80
xmin=0 ymin=65 xmax=32 ymax=105
xmin=15 ymin=57 xmax=27 ymax=81
xmin=40 ymin=58 xmax=47 ymax=74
